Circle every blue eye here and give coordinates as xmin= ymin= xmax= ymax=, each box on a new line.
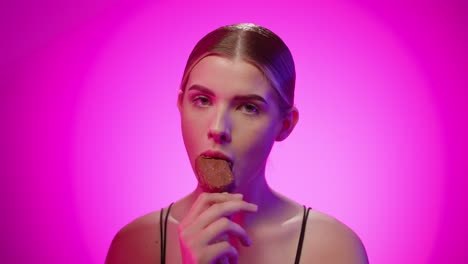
xmin=192 ymin=95 xmax=211 ymax=107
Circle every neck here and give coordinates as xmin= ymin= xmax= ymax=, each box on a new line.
xmin=231 ymin=169 xmax=278 ymax=225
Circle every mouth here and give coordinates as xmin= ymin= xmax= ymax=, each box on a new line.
xmin=200 ymin=151 xmax=233 ymax=170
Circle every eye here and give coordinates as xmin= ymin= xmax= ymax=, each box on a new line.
xmin=192 ymin=95 xmax=211 ymax=107
xmin=239 ymin=103 xmax=259 ymax=115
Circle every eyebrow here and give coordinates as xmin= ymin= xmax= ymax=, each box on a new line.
xmin=187 ymin=84 xmax=269 ymax=105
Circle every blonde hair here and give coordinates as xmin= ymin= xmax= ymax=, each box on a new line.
xmin=180 ymin=23 xmax=296 ymax=111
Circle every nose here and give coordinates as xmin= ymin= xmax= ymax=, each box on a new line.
xmin=208 ymin=107 xmax=231 ymax=144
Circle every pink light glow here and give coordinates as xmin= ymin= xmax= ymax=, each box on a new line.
xmin=3 ymin=0 xmax=467 ymax=263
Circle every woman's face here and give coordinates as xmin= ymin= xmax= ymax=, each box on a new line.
xmin=179 ymin=55 xmax=286 ymax=189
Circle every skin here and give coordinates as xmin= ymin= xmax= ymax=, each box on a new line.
xmin=105 ymin=56 xmax=368 ymax=264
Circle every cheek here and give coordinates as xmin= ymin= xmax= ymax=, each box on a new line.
xmin=181 ymin=112 xmax=205 ymax=154
xmin=235 ymin=120 xmax=278 ymax=158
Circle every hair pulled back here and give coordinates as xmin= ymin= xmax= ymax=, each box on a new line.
xmin=180 ymin=23 xmax=296 ymax=111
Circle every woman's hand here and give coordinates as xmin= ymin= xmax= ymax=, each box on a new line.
xmin=178 ymin=192 xmax=258 ymax=264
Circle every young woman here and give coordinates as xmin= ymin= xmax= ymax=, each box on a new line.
xmin=106 ymin=23 xmax=368 ymax=264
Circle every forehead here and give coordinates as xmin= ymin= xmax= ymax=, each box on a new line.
xmin=186 ymin=55 xmax=274 ymax=97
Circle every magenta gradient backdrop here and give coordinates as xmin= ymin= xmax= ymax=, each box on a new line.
xmin=2 ymin=0 xmax=467 ymax=263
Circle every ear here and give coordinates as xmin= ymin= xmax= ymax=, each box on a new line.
xmin=275 ymin=107 xmax=299 ymax=142
xmin=177 ymin=90 xmax=184 ymax=112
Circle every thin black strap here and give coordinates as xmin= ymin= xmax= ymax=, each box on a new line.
xmin=294 ymin=206 xmax=311 ymax=264
xmin=159 ymin=207 xmax=164 ymax=264
xmin=160 ymin=203 xmax=174 ymax=264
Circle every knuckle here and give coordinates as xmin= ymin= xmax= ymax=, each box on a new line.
xmin=219 ymin=217 xmax=230 ymax=229
xmin=211 ymin=202 xmax=222 ymax=211
xmin=199 ymin=192 xmax=210 ymax=203
xmin=218 ymin=241 xmax=231 ymax=250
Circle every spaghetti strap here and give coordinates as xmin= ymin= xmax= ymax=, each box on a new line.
xmin=160 ymin=203 xmax=309 ymax=263
xmin=159 ymin=203 xmax=174 ymax=264
xmin=294 ymin=206 xmax=311 ymax=264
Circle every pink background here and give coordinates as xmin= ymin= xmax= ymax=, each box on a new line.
xmin=2 ymin=0 xmax=467 ymax=263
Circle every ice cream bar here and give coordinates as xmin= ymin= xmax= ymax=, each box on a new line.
xmin=195 ymin=156 xmax=234 ymax=193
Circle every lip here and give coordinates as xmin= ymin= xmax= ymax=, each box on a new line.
xmin=200 ymin=150 xmax=233 ymax=169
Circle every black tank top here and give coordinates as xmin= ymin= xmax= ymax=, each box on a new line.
xmin=159 ymin=203 xmax=311 ymax=264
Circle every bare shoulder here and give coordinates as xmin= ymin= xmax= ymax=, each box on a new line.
xmin=105 ymin=210 xmax=162 ymax=264
xmin=302 ymin=209 xmax=369 ymax=264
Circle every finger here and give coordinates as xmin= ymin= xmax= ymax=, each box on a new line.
xmin=199 ymin=217 xmax=251 ymax=247
xmin=205 ymin=241 xmax=238 ymax=264
xmin=180 ymin=193 xmax=243 ymax=227
xmin=218 ymin=256 xmax=230 ymax=264
xmin=183 ymin=193 xmax=243 ymax=223
xmin=194 ymin=200 xmax=257 ymax=230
